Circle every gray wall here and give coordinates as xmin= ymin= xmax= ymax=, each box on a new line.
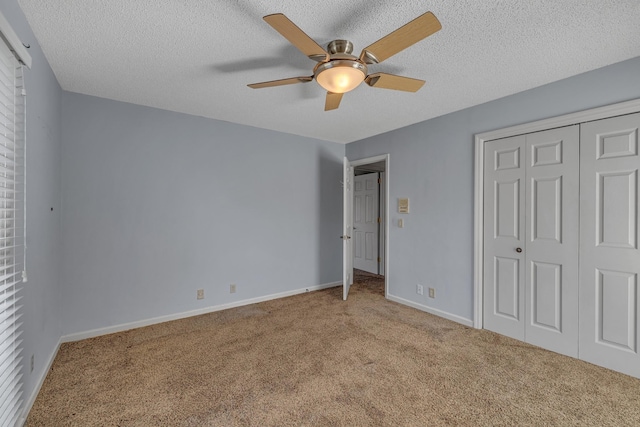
xmin=1 ymin=0 xmax=63 ymax=409
xmin=60 ymin=93 xmax=344 ymax=335
xmin=346 ymin=56 xmax=640 ymax=323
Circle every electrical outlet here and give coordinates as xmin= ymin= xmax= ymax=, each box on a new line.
xmin=429 ymin=288 xmax=435 ymax=298
xmin=30 ymin=354 xmax=34 ymax=373
xmin=416 ymin=284 xmax=424 ymax=295
xmin=197 ymin=289 xmax=204 ymax=300
xmin=230 ymin=284 xmax=236 ymax=294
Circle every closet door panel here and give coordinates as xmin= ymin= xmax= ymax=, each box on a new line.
xmin=525 ymin=126 xmax=580 ymax=358
xmin=484 ymin=136 xmax=526 ymax=340
xmin=580 ymin=112 xmax=640 ymax=378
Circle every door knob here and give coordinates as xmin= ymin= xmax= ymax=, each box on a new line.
xmin=340 ymin=235 xmax=351 ymax=240
xmin=516 ymin=247 xmax=522 ymax=253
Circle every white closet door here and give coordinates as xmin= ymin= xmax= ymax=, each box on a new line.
xmin=484 ymin=126 xmax=579 ymax=358
xmin=579 ymin=112 xmax=640 ymax=378
xmin=524 ymin=126 xmax=579 ymax=357
xmin=484 ymin=135 xmax=526 ymax=341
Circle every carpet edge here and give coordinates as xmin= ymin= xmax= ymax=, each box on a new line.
xmin=21 ymin=335 xmax=63 ymax=425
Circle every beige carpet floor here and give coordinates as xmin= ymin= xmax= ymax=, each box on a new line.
xmin=27 ymin=270 xmax=640 ymax=426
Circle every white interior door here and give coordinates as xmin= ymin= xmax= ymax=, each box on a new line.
xmin=484 ymin=126 xmax=579 ymax=357
xmin=353 ymin=173 xmax=379 ymax=274
xmin=579 ymin=112 xmax=640 ymax=377
xmin=343 ymin=157 xmax=354 ymax=300
xmin=524 ymin=126 xmax=579 ymax=357
xmin=483 ymin=135 xmax=526 ymax=341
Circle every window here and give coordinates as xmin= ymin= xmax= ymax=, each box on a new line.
xmin=0 ymin=36 xmax=26 ymax=426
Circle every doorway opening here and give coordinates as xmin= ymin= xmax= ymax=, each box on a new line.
xmin=345 ymin=154 xmax=389 ymax=299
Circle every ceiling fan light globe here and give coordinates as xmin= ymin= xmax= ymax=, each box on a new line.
xmin=315 ymin=61 xmax=367 ymax=94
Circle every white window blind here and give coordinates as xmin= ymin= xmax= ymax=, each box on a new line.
xmin=0 ymin=36 xmax=25 ymax=427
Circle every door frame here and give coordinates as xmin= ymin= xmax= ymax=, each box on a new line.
xmin=349 ymin=154 xmax=390 ymax=297
xmin=343 ymin=157 xmax=354 ymax=300
xmin=473 ymin=98 xmax=640 ymax=329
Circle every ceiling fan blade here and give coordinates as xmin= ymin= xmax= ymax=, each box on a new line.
xmin=364 ymin=73 xmax=425 ymax=92
xmin=247 ymin=76 xmax=313 ymax=89
xmin=325 ymin=92 xmax=343 ymax=111
xmin=359 ymin=11 xmax=441 ymax=64
xmin=263 ymin=14 xmax=329 ymax=62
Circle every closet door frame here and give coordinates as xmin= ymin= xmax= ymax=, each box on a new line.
xmin=474 ymin=98 xmax=640 ymax=329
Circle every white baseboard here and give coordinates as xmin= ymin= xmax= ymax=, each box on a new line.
xmin=61 ymin=281 xmax=342 ymax=343
xmin=20 ymin=336 xmax=62 ymax=426
xmin=386 ymin=293 xmax=474 ymax=327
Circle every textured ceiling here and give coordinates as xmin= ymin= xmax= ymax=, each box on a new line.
xmin=17 ymin=0 xmax=640 ymax=143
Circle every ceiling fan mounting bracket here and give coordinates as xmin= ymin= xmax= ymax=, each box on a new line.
xmin=360 ymin=50 xmax=380 ymax=65
xmin=308 ymin=54 xmax=329 ymax=62
xmin=327 ymin=40 xmax=354 ymax=55
xmin=365 ymin=75 xmax=381 ymax=86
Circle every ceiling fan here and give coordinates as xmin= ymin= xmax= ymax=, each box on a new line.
xmin=247 ymin=12 xmax=442 ymax=111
